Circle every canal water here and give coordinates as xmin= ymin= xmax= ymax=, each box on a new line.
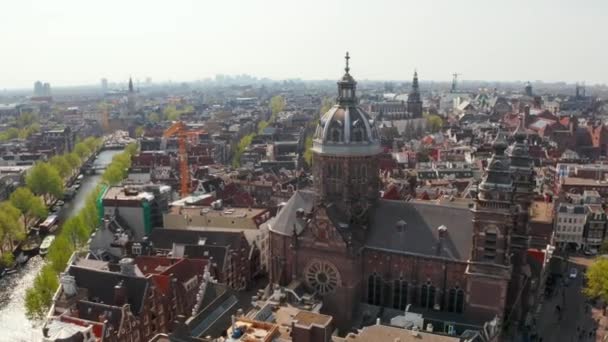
xmin=0 ymin=149 xmax=121 ymax=342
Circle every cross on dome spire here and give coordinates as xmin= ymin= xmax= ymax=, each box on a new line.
xmin=345 ymin=52 xmax=350 ymax=74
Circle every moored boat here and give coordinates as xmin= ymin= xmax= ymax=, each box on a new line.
xmin=39 ymin=235 xmax=55 ymax=256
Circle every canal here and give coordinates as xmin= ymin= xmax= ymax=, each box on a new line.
xmin=0 ymin=149 xmax=122 ymax=341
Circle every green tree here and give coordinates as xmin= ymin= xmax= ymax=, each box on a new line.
xmin=600 ymin=241 xmax=608 ymax=254
xmin=25 ymin=265 xmax=58 ymax=321
xmin=83 ymin=137 xmax=100 ymax=151
xmin=47 ymin=234 xmax=74 ymax=273
xmin=74 ymin=143 xmax=91 ymax=160
xmin=62 ymin=215 xmax=89 ymax=248
xmin=584 ymin=258 xmax=608 ymax=301
xmin=65 ymin=153 xmax=81 ymax=170
xmin=49 ymin=155 xmax=72 ymax=179
xmin=303 ymin=136 xmax=314 ymax=166
xmin=0 ymin=127 xmax=19 ymax=141
xmin=320 ymin=97 xmax=333 ymax=115
xmin=148 ymin=112 xmax=161 ymax=123
xmin=0 ymin=251 xmax=14 ymax=268
xmin=257 ymin=121 xmax=269 ymax=134
xmin=26 ymin=163 xmax=64 ymax=204
xmin=270 ymin=95 xmax=286 ymax=119
xmin=164 ymin=105 xmax=180 ymax=121
xmin=424 ymin=113 xmax=443 ymax=133
xmin=10 ymin=187 xmax=47 ymax=231
xmin=135 ymin=126 xmax=145 ymax=138
xmin=0 ymin=210 xmax=25 ymax=252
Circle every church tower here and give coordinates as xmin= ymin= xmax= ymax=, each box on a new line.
xmin=312 ymin=52 xmax=381 ymax=222
xmin=465 ymin=132 xmax=513 ymax=322
xmin=127 ymin=77 xmax=136 ymax=115
xmin=407 ymin=71 xmax=423 ymax=118
xmin=505 ymin=120 xmax=536 ymax=324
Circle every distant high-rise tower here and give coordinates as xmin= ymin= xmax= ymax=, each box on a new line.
xmin=34 ymin=81 xmax=43 ymax=96
xmin=524 ymin=81 xmax=533 ymax=97
xmin=406 ymin=70 xmax=423 ymax=118
xmin=127 ymin=77 xmax=136 ymax=115
xmin=42 ymin=83 xmax=51 ymax=96
xmin=101 ymin=78 xmax=108 ymax=94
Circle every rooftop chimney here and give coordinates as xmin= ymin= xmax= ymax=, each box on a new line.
xmin=119 ymin=258 xmax=136 ymax=277
xmin=114 ymin=280 xmax=127 ymax=306
xmin=396 ymin=220 xmax=406 ymax=233
xmin=436 ymin=225 xmax=448 ymax=256
xmin=60 ymin=273 xmax=77 ymax=297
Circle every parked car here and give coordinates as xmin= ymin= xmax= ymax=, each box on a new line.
xmin=569 ymin=268 xmax=578 ymax=279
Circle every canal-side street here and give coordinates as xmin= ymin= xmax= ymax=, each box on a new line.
xmin=0 ymin=149 xmax=121 ymax=342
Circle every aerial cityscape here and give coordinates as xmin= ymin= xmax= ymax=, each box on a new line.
xmin=1 ymin=1 xmax=608 ymax=342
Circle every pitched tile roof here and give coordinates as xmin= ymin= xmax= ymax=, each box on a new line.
xmin=366 ymin=200 xmax=473 ymax=261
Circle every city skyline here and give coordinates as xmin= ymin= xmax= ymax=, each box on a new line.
xmin=1 ymin=0 xmax=607 ymax=88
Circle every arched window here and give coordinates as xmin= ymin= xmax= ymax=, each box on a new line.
xmin=330 ymin=127 xmax=342 ymax=142
xmin=456 ymin=288 xmax=464 ymax=313
xmin=420 ymin=282 xmax=436 ymax=309
xmin=392 ymin=278 xmax=409 ymax=310
xmin=484 ymin=226 xmax=498 ymax=261
xmin=447 ymin=288 xmax=456 ymax=312
xmin=367 ymin=273 xmax=383 ymax=306
xmin=410 ymin=284 xmax=418 ymax=306
xmin=361 ymin=165 xmax=367 ymax=180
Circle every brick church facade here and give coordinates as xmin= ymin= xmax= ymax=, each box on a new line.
xmin=267 ymin=54 xmax=536 ymax=333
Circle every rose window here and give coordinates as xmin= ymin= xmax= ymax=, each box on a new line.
xmin=304 ymin=260 xmax=340 ymax=295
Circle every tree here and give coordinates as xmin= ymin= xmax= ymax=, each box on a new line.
xmin=599 ymin=240 xmax=608 ymax=254
xmin=164 ymin=105 xmax=180 ymax=121
xmin=270 ymin=95 xmax=286 ymax=119
xmin=83 ymin=137 xmax=100 ymax=151
xmin=257 ymin=121 xmax=269 ymax=134
xmin=62 ymin=215 xmax=89 ymax=248
xmin=74 ymin=143 xmax=91 ymax=160
xmin=148 ymin=112 xmax=161 ymax=123
xmin=26 ymin=163 xmax=64 ymax=204
xmin=49 ymin=155 xmax=72 ymax=179
xmin=10 ymin=187 xmax=47 ymax=231
xmin=303 ymin=136 xmax=314 ymax=167
xmin=320 ymin=97 xmax=333 ymax=115
xmin=47 ymin=235 xmax=74 ymax=273
xmin=135 ymin=126 xmax=145 ymax=138
xmin=424 ymin=113 xmax=443 ymax=133
xmin=65 ymin=153 xmax=81 ymax=170
xmin=0 ymin=251 xmax=14 ymax=268
xmin=25 ymin=265 xmax=58 ymax=321
xmin=0 ymin=210 xmax=25 ymax=251
xmin=584 ymin=258 xmax=608 ymax=301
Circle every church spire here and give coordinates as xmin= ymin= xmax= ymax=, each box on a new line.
xmin=407 ymin=70 xmax=423 ymax=118
xmin=411 ymin=70 xmax=419 ymax=93
xmin=337 ymin=52 xmax=357 ymax=105
xmin=128 ymin=77 xmax=134 ymax=93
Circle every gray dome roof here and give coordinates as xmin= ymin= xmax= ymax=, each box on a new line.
xmin=311 ymin=52 xmax=381 ymax=157
xmin=312 ymin=104 xmax=381 ymax=156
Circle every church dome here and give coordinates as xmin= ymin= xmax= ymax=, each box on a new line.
xmin=312 ymin=53 xmax=381 ymax=156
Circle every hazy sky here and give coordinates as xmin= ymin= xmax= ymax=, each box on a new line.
xmin=2 ymin=0 xmax=607 ymax=88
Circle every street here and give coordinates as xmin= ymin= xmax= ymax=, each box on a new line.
xmin=535 ymin=258 xmax=603 ymax=341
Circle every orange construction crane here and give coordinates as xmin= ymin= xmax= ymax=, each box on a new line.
xmin=163 ymin=121 xmax=205 ymax=197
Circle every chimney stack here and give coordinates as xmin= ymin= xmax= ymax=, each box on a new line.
xmin=436 ymin=225 xmax=448 ymax=256
xmin=114 ymin=281 xmax=127 ymax=306
xmin=119 ymin=258 xmax=136 ymax=277
xmin=60 ymin=273 xmax=78 ymax=297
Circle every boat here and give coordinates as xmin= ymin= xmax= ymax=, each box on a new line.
xmin=39 ymin=215 xmax=59 ymax=233
xmin=20 ymin=234 xmax=41 ymax=256
xmin=39 ymin=235 xmax=55 ymax=256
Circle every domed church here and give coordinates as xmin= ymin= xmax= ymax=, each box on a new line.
xmin=267 ymin=54 xmax=536 ymax=333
